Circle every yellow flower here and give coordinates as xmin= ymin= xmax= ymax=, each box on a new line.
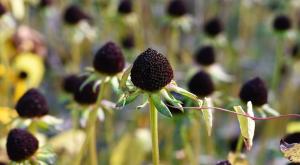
xmin=0 ymin=107 xmax=17 ymax=125
xmin=12 ymin=53 xmax=45 ymax=102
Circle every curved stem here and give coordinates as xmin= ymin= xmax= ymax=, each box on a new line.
xmin=149 ymin=98 xmax=160 ymax=165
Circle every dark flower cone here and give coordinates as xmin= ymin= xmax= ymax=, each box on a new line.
xmin=63 ymin=5 xmax=91 ymax=25
xmin=239 ymin=77 xmax=268 ymax=106
xmin=166 ymin=0 xmax=187 ymax=17
xmin=62 ymin=74 xmax=82 ymax=94
xmin=195 ymin=45 xmax=216 ymax=66
xmin=15 ymin=88 xmax=49 ymax=118
xmin=131 ymin=48 xmax=174 ymax=92
xmin=6 ymin=129 xmax=39 ymax=161
xmin=188 ymin=71 xmax=214 ymax=97
xmin=118 ymin=0 xmax=133 ymax=15
xmin=93 ymin=42 xmax=125 ymax=75
xmin=204 ymin=17 xmax=223 ymax=37
xmin=273 ymin=15 xmax=291 ymax=31
xmin=73 ymin=77 xmax=99 ymax=105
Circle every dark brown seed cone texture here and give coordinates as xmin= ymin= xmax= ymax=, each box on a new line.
xmin=131 ymin=48 xmax=174 ymax=92
xmin=6 ymin=129 xmax=39 ymax=161
xmin=15 ymin=88 xmax=49 ymax=118
xmin=93 ymin=42 xmax=125 ymax=75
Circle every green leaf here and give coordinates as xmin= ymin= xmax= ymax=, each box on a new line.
xmin=116 ymin=90 xmax=141 ymax=108
xmin=202 ymin=98 xmax=213 ymax=136
xmin=120 ymin=65 xmax=132 ymax=91
xmin=166 ymin=84 xmax=198 ymax=101
xmin=149 ymin=93 xmax=172 ymax=118
xmin=234 ymin=101 xmax=255 ymax=150
xmin=79 ymin=74 xmax=97 ymax=91
xmin=160 ymin=89 xmax=183 ymax=111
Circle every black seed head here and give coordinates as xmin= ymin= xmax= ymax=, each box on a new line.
xmin=39 ymin=0 xmax=52 ymax=8
xmin=216 ymin=160 xmax=232 ymax=165
xmin=15 ymin=88 xmax=49 ymax=118
xmin=18 ymin=71 xmax=28 ymax=80
xmin=188 ymin=71 xmax=214 ymax=97
xmin=281 ymin=132 xmax=300 ymax=145
xmin=73 ymin=77 xmax=99 ymax=105
xmin=63 ymin=5 xmax=90 ymax=25
xmin=118 ymin=0 xmax=133 ymax=15
xmin=0 ymin=3 xmax=6 ymax=16
xmin=203 ymin=17 xmax=223 ymax=37
xmin=273 ymin=15 xmax=291 ymax=31
xmin=195 ymin=45 xmax=216 ymax=66
xmin=93 ymin=42 xmax=125 ymax=75
xmin=131 ymin=48 xmax=174 ymax=92
xmin=239 ymin=77 xmax=268 ymax=106
xmin=62 ymin=74 xmax=82 ymax=94
xmin=6 ymin=129 xmax=39 ymax=161
xmin=166 ymin=0 xmax=187 ymax=17
xmin=121 ymin=34 xmax=135 ymax=49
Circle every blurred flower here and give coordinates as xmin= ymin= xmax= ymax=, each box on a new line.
xmin=93 ymin=42 xmax=125 ymax=76
xmin=12 ymin=53 xmax=45 ymax=102
xmin=188 ymin=71 xmax=215 ymax=98
xmin=121 ymin=33 xmax=135 ymax=50
xmin=166 ymin=0 xmax=187 ymax=18
xmin=272 ymin=14 xmax=291 ymax=32
xmin=15 ymin=89 xmax=49 ymax=118
xmin=118 ymin=0 xmax=133 ymax=15
xmin=0 ymin=107 xmax=17 ymax=125
xmin=12 ymin=25 xmax=47 ymax=56
xmin=63 ymin=5 xmax=91 ymax=25
xmin=203 ymin=17 xmax=223 ymax=38
xmin=239 ymin=77 xmax=278 ymax=117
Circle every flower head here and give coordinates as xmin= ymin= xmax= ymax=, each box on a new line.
xmin=63 ymin=5 xmax=90 ymax=25
xmin=73 ymin=76 xmax=99 ymax=105
xmin=6 ymin=129 xmax=39 ymax=161
xmin=188 ymin=71 xmax=215 ymax=97
xmin=273 ymin=14 xmax=291 ymax=31
xmin=216 ymin=160 xmax=232 ymax=165
xmin=203 ymin=17 xmax=223 ymax=37
xmin=195 ymin=45 xmax=216 ymax=66
xmin=15 ymin=88 xmax=49 ymax=118
xmin=118 ymin=0 xmax=133 ymax=15
xmin=166 ymin=0 xmax=187 ymax=17
xmin=239 ymin=77 xmax=268 ymax=106
xmin=62 ymin=74 xmax=82 ymax=94
xmin=131 ymin=48 xmax=174 ymax=92
xmin=93 ymin=42 xmax=125 ymax=75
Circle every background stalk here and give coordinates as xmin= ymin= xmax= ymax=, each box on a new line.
xmin=271 ymin=35 xmax=284 ymax=92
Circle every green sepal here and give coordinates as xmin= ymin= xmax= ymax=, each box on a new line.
xmin=160 ymin=89 xmax=183 ymax=112
xmin=120 ymin=65 xmax=132 ymax=91
xmin=149 ymin=93 xmax=172 ymax=118
xmin=166 ymin=84 xmax=198 ymax=101
xmin=79 ymin=74 xmax=97 ymax=91
xmin=116 ymin=89 xmax=141 ymax=108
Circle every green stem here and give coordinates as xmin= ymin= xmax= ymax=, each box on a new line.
xmin=149 ymin=98 xmax=159 ymax=165
xmin=74 ymin=80 xmax=107 ymax=165
xmin=235 ymin=135 xmax=243 ymax=153
xmin=271 ymin=35 xmax=284 ymax=92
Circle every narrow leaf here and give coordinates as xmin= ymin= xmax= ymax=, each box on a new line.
xmin=160 ymin=89 xmax=183 ymax=111
xmin=80 ymin=74 xmax=97 ymax=91
xmin=120 ymin=65 xmax=132 ymax=91
xmin=234 ymin=102 xmax=255 ymax=150
xmin=116 ymin=90 xmax=141 ymax=108
xmin=149 ymin=94 xmax=172 ymax=118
